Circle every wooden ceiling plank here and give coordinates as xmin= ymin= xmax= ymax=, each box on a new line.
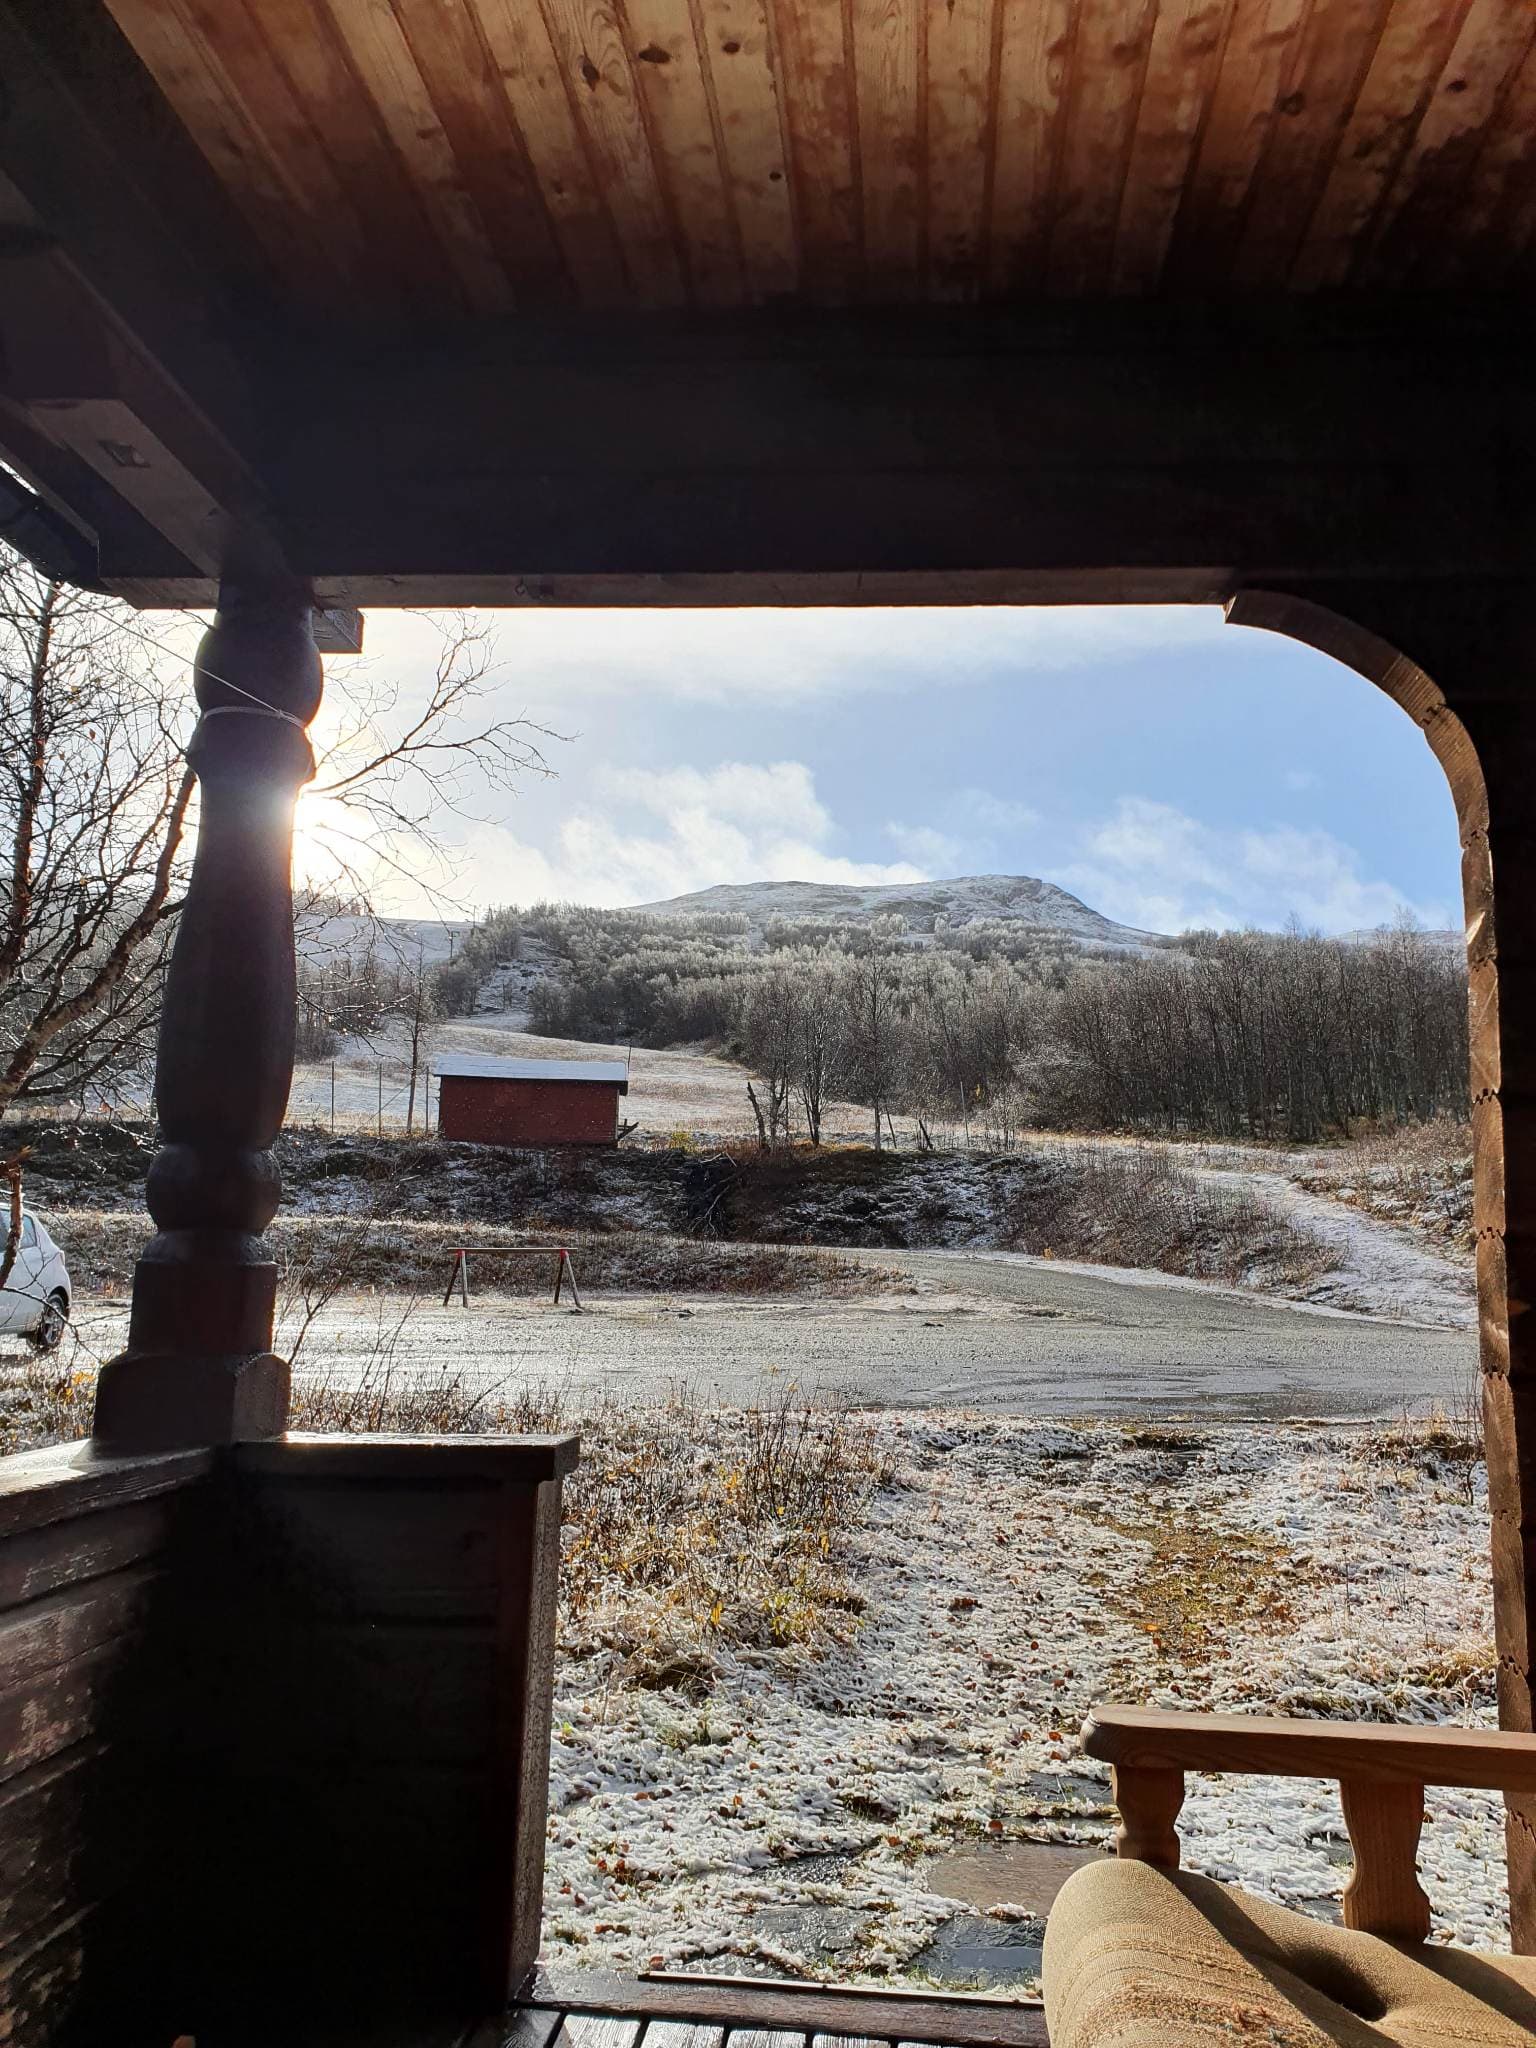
xmin=1442 ymin=38 xmax=1536 ymax=284
xmin=103 ymin=0 xmax=338 ymax=292
xmin=387 ymin=0 xmax=575 ymax=304
xmin=851 ymin=0 xmax=924 ymax=296
xmin=621 ymin=0 xmax=747 ymax=304
xmin=241 ymin=0 xmax=462 ymax=314
xmin=1110 ymin=0 xmax=1230 ymax=292
xmin=318 ymin=0 xmax=517 ymax=313
xmin=988 ymin=0 xmax=1078 ymax=293
xmin=1046 ymin=0 xmax=1159 ymax=295
xmin=1231 ymin=0 xmax=1390 ymax=288
xmin=466 ymin=0 xmax=631 ymax=306
xmin=766 ymin=0 xmax=862 ymax=299
xmin=1163 ymin=0 xmax=1310 ymax=287
xmin=169 ymin=0 xmax=388 ymax=290
xmin=695 ymin=0 xmax=799 ymax=299
xmin=1290 ymin=0 xmax=1468 ymax=290
xmin=924 ymin=0 xmax=995 ymax=300
xmin=535 ymin=0 xmax=687 ymax=303
xmin=1361 ymin=0 xmax=1536 ymax=285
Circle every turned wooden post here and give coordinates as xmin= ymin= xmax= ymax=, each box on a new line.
xmin=1340 ymin=1779 xmax=1431 ymax=1942
xmin=94 ymin=581 xmax=321 ymax=1450
xmin=1110 ymin=1763 xmax=1184 ymax=1866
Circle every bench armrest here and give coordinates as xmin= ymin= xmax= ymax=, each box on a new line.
xmin=1082 ymin=1704 xmax=1536 ymax=1792
xmin=1079 ymin=1705 xmax=1536 ymax=1943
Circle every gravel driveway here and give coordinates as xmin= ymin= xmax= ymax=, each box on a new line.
xmin=240 ymin=1245 xmax=1478 ymax=1422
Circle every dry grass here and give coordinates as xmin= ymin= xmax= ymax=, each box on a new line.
xmin=1086 ymin=1500 xmax=1304 ymax=1669
xmin=1003 ymin=1142 xmax=1343 ymax=1292
xmin=1356 ymin=1387 xmax=1485 ymax=1507
xmin=1292 ymin=1118 xmax=1473 ymax=1256
xmin=0 ymin=1352 xmax=94 ymax=1453
xmin=561 ymin=1387 xmax=891 ymax=1662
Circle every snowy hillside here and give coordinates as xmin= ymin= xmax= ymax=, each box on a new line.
xmin=629 ymin=873 xmax=1160 ymax=950
xmin=295 ymin=874 xmax=1163 ymax=980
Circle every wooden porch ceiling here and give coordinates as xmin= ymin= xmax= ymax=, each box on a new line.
xmin=1 ymin=1 xmax=1534 ymax=607
xmin=94 ymin=0 xmax=1536 ymax=318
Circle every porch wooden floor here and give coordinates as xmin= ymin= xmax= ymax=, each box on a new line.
xmin=494 ymin=1971 xmax=1049 ymax=2048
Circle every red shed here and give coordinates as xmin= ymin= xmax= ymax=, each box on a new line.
xmin=434 ymin=1054 xmax=629 ymax=1148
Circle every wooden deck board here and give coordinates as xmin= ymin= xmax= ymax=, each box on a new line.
xmin=521 ymin=1971 xmax=1049 ymax=2048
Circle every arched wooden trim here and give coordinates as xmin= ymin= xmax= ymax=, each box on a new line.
xmin=1226 ymin=584 xmax=1535 ymax=1947
xmin=1225 ymin=589 xmax=1489 ymax=844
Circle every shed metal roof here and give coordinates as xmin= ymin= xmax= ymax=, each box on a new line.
xmin=434 ymin=1055 xmax=629 ymax=1095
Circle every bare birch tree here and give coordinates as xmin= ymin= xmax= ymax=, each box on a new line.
xmin=0 ymin=551 xmax=552 ymax=1272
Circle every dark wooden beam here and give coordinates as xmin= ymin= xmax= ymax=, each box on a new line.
xmin=1 ymin=268 xmax=1530 ymax=604
xmin=0 ymin=0 xmax=277 ymax=410
xmin=248 ymin=303 xmax=1536 ymax=605
xmin=0 ymin=3 xmax=309 ymax=588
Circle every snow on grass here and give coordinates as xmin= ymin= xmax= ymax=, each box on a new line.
xmin=1035 ymin=1133 xmax=1474 ymax=1329
xmin=1195 ymin=1165 xmax=1473 ymax=1327
xmin=544 ymin=1410 xmax=1502 ymax=1986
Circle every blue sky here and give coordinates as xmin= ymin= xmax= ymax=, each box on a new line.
xmin=312 ymin=604 xmax=1463 ymax=938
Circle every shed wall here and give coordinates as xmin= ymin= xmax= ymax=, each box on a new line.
xmin=438 ymin=1076 xmax=620 ymax=1147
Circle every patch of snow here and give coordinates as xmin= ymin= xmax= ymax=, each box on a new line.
xmin=544 ymin=1416 xmax=1501 ymax=1984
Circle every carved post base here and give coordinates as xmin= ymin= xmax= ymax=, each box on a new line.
xmin=94 ymin=1349 xmax=288 ymax=1451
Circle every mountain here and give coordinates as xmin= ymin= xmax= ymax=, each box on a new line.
xmin=628 ymin=874 xmax=1161 ymax=952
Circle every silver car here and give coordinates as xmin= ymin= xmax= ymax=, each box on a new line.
xmin=0 ymin=1214 xmax=71 ymax=1352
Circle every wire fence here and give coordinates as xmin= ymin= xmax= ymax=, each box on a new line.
xmin=294 ymin=1059 xmax=438 ymax=1137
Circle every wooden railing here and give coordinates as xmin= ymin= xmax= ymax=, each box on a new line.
xmin=1083 ymin=1704 xmax=1536 ymax=1943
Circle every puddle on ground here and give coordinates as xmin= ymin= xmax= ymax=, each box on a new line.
xmin=912 ymin=1839 xmax=1108 ymax=1989
xmin=909 ymin=1912 xmax=1045 ymax=1988
xmin=926 ymin=1840 xmax=1105 ymax=1916
xmin=1016 ymin=1770 xmax=1112 ymax=1816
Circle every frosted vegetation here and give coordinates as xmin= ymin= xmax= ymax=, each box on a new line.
xmin=300 ymin=899 xmax=1468 ymax=1147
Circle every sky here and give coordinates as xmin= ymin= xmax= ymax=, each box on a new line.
xmin=294 ymin=603 xmax=1464 ymax=939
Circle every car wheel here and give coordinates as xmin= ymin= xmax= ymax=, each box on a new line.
xmin=30 ymin=1291 xmax=68 ymax=1355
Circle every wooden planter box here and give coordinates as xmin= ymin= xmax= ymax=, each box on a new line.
xmin=0 ymin=1432 xmax=577 ymax=2046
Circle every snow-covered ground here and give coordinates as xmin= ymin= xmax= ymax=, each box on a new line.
xmin=1034 ymin=1133 xmax=1473 ymax=1329
xmin=545 ymin=1414 xmax=1501 ymax=1988
xmin=1196 ymin=1162 xmax=1472 ymax=1327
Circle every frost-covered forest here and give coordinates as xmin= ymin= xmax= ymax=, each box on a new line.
xmin=306 ymin=901 xmax=1466 ymax=1146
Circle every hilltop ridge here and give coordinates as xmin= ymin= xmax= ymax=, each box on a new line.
xmin=628 ymin=873 xmax=1159 ymax=951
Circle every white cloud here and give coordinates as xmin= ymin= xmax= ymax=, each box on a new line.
xmin=457 ymin=758 xmax=925 ymax=907
xmin=885 ymin=822 xmax=967 ymax=870
xmin=360 ymin=603 xmax=1225 ymax=711
xmin=1056 ymin=796 xmax=1452 ymax=936
xmin=884 ymin=789 xmax=1042 ymax=875
xmin=959 ymin=789 xmax=1041 ymax=834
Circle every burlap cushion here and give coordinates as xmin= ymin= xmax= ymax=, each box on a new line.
xmin=1043 ymin=1858 xmax=1536 ymax=2047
